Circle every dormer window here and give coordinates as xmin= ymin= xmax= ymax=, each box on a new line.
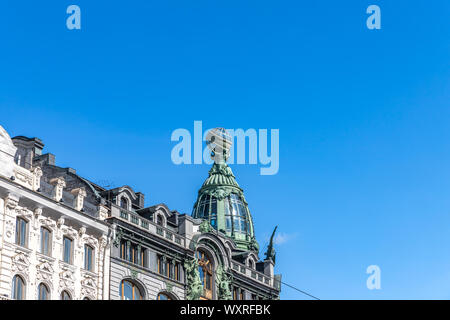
xmin=120 ymin=197 xmax=129 ymax=210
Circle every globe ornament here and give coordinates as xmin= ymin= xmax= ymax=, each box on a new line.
xmin=205 ymin=128 xmax=232 ymax=163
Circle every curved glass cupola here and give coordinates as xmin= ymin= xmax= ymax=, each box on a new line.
xmin=192 ymin=162 xmax=259 ymax=252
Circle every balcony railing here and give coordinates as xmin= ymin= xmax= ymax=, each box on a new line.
xmin=114 ymin=208 xmax=185 ymax=248
xmin=232 ymin=261 xmax=274 ymax=289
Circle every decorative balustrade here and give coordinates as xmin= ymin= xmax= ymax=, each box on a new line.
xmin=114 ymin=208 xmax=185 ymax=248
xmin=231 ymin=260 xmax=274 ymax=288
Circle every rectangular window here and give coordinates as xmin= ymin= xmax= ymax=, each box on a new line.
xmin=120 ymin=240 xmax=127 ymax=260
xmin=15 ymin=218 xmax=28 ymax=247
xmin=63 ymin=237 xmax=73 ymax=264
xmin=175 ymin=263 xmax=179 ymax=281
xmin=233 ymin=287 xmax=238 ymax=300
xmin=84 ymin=245 xmax=94 ymax=271
xmin=40 ymin=227 xmax=51 ymax=255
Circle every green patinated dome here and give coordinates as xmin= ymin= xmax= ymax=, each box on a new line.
xmin=192 ymin=162 xmax=259 ymax=252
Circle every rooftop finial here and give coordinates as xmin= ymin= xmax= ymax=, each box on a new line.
xmin=205 ymin=128 xmax=232 ymax=164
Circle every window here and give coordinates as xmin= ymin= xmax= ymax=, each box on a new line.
xmin=120 ymin=240 xmax=146 ymax=267
xmin=12 ymin=275 xmax=25 ymax=300
xmin=157 ymin=255 xmax=167 ymax=277
xmin=15 ymin=217 xmax=28 ymax=247
xmin=194 ymin=195 xmax=218 ymax=230
xmin=84 ymin=245 xmax=94 ymax=271
xmin=38 ymin=283 xmax=50 ymax=300
xmin=196 ymin=250 xmax=213 ymax=300
xmin=40 ymin=227 xmax=52 ymax=256
xmin=226 ymin=193 xmax=251 ymax=235
xmin=83 ymin=297 xmax=91 ymax=300
xmin=233 ymin=287 xmax=244 ymax=300
xmin=120 ymin=197 xmax=128 ymax=210
xmin=120 ymin=280 xmax=143 ymax=300
xmin=63 ymin=237 xmax=73 ymax=264
xmin=157 ymin=255 xmax=180 ymax=281
xmin=156 ymin=214 xmax=163 ymax=226
xmin=157 ymin=293 xmax=172 ymax=300
xmin=61 ymin=290 xmax=71 ymax=300
xmin=248 ymin=259 xmax=254 ymax=269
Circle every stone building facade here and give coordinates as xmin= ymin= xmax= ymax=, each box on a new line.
xmin=0 ymin=125 xmax=281 ymax=300
xmin=0 ymin=127 xmax=111 ymax=300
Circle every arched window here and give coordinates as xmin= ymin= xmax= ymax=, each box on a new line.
xmin=157 ymin=293 xmax=172 ymax=300
xmin=119 ymin=280 xmax=143 ymax=300
xmin=12 ymin=275 xmax=25 ymax=300
xmin=38 ymin=283 xmax=50 ymax=300
xmin=248 ymin=259 xmax=254 ymax=269
xmin=196 ymin=250 xmax=213 ymax=300
xmin=40 ymin=227 xmax=52 ymax=255
xmin=60 ymin=290 xmax=71 ymax=300
xmin=15 ymin=217 xmax=28 ymax=247
xmin=156 ymin=214 xmax=164 ymax=226
xmin=120 ymin=197 xmax=128 ymax=210
xmin=84 ymin=245 xmax=94 ymax=271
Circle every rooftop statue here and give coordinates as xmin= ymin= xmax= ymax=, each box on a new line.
xmin=265 ymin=226 xmax=278 ymax=264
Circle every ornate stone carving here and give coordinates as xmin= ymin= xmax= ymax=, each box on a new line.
xmin=5 ymin=194 xmax=19 ymax=210
xmin=71 ymin=187 xmax=87 ymax=211
xmin=39 ymin=216 xmax=56 ymax=229
xmin=98 ymin=205 xmax=109 ymax=220
xmin=32 ymin=166 xmax=43 ymax=191
xmin=12 ymin=252 xmax=30 ymax=273
xmin=50 ymin=177 xmax=66 ymax=202
xmin=59 ymin=264 xmax=75 ymax=288
xmin=14 ymin=167 xmax=33 ymax=189
xmin=5 ymin=219 xmax=14 ymax=239
xmin=57 ymin=217 xmax=65 ymax=228
xmin=36 ymin=260 xmax=54 ymax=281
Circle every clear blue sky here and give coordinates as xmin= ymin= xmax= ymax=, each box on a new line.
xmin=1 ymin=1 xmax=449 ymax=299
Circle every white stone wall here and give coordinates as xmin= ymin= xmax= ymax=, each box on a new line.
xmin=0 ymin=194 xmax=110 ymax=300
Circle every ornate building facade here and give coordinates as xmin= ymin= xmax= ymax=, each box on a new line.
xmin=0 ymin=125 xmax=281 ymax=300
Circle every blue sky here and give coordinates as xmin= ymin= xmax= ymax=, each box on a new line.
xmin=1 ymin=1 xmax=449 ymax=299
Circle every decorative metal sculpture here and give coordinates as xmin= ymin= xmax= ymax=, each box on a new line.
xmin=264 ymin=226 xmax=277 ymax=264
xmin=199 ymin=219 xmax=213 ymax=233
xmin=215 ymin=264 xmax=232 ymax=300
xmin=183 ymin=258 xmax=203 ymax=300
